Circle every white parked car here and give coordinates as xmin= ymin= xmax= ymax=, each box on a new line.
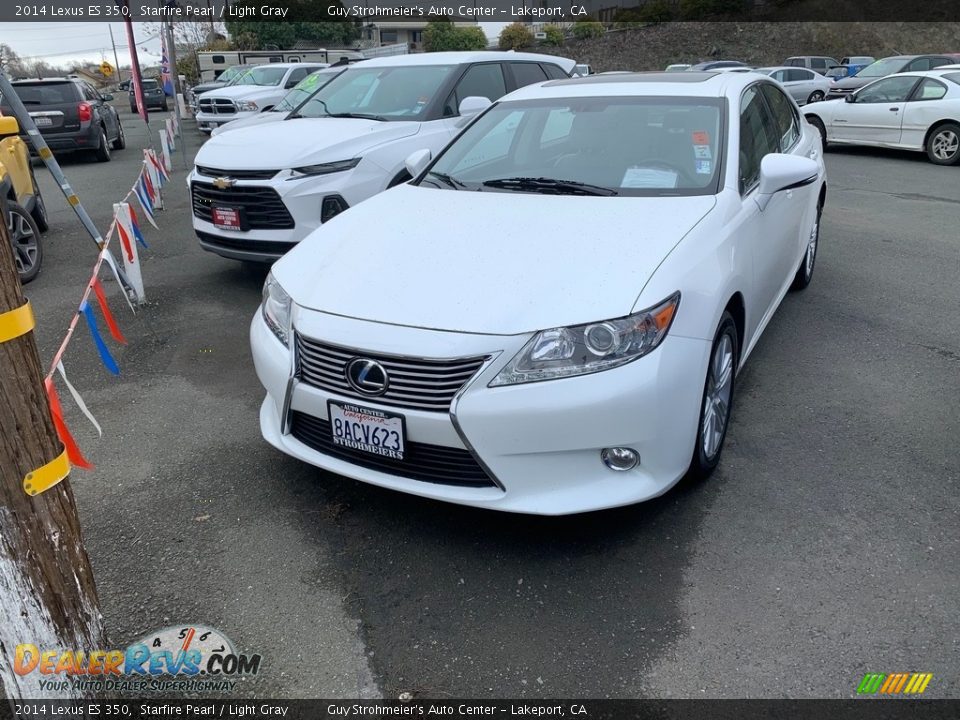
xmin=195 ymin=63 xmax=328 ymax=133
xmin=754 ymin=66 xmax=833 ymax=104
xmin=210 ymin=67 xmax=346 ymax=136
xmin=804 ymin=69 xmax=960 ymax=165
xmin=250 ymin=71 xmax=827 ymax=514
xmin=190 ymin=52 xmax=576 ymax=262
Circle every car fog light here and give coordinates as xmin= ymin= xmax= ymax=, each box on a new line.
xmin=601 ymin=447 xmax=639 ymax=471
xmin=321 ymin=195 xmax=348 ymax=223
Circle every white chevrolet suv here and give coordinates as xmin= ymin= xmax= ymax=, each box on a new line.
xmin=189 ymin=52 xmax=575 ymax=263
xmin=194 ymin=63 xmax=328 ymax=133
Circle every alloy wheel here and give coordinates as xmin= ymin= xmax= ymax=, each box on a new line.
xmin=809 ymin=91 xmax=824 ymax=103
xmin=701 ymin=333 xmax=734 ymax=459
xmin=931 ymin=129 xmax=959 ymax=161
xmin=9 ymin=208 xmax=39 ymax=277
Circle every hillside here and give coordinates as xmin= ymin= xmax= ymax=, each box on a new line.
xmin=535 ymin=22 xmax=960 ymax=71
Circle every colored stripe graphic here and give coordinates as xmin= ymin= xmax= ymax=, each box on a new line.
xmin=858 ymin=672 xmax=932 ymax=695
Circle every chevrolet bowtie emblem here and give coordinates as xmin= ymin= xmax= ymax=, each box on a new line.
xmin=212 ymin=176 xmax=235 ymax=189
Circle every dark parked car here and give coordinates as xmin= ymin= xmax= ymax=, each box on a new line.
xmin=1 ymin=78 xmax=125 ymax=162
xmin=826 ymin=55 xmax=955 ymax=99
xmin=687 ymin=60 xmax=747 ymax=71
xmin=130 ymin=78 xmax=168 ymax=112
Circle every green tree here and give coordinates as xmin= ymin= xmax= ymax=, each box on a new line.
xmin=225 ymin=1 xmax=359 ymax=48
xmin=637 ymin=0 xmax=675 ymax=23
xmin=541 ymin=25 xmax=565 ymax=46
xmin=679 ymin=0 xmax=749 ymax=19
xmin=499 ymin=22 xmax=534 ymax=50
xmin=571 ymin=21 xmax=605 ymax=40
xmin=423 ymin=21 xmax=488 ymax=52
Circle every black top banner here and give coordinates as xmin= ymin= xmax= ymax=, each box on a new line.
xmin=4 ymin=0 xmax=960 ymax=22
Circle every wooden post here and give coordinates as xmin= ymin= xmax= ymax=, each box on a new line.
xmin=0 ymin=205 xmax=104 ymax=699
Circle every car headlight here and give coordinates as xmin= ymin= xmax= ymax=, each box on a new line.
xmin=289 ymin=158 xmax=361 ymax=178
xmin=261 ymin=273 xmax=292 ymax=345
xmin=489 ymin=293 xmax=680 ymax=387
xmin=237 ymin=100 xmax=259 ymax=111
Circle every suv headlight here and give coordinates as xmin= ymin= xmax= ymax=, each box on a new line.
xmin=290 ymin=158 xmax=361 ymax=178
xmin=237 ymin=100 xmax=259 ymax=111
xmin=261 ymin=273 xmax=292 ymax=345
xmin=489 ymin=293 xmax=680 ymax=387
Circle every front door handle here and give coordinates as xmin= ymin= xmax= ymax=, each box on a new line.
xmin=889 ymin=107 xmax=899 ymax=112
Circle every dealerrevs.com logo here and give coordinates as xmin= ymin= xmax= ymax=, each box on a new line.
xmin=14 ymin=624 xmax=261 ymax=693
xmin=857 ymin=673 xmax=933 ymax=696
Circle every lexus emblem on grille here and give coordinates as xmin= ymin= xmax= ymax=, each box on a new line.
xmin=345 ymin=358 xmax=389 ymax=395
xmin=212 ymin=176 xmax=235 ymax=189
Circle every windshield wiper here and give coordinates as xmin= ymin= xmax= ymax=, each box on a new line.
xmin=481 ymin=177 xmax=618 ymax=196
xmin=324 ymin=112 xmax=387 ymax=121
xmin=425 ymin=171 xmax=468 ymax=190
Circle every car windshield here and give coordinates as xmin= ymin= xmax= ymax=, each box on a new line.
xmin=217 ymin=66 xmax=246 ymax=84
xmin=826 ymin=67 xmax=847 ymax=78
xmin=293 ymin=64 xmax=456 ymax=121
xmin=422 ymin=96 xmax=724 ymax=197
xmin=273 ymin=70 xmax=338 ymax=112
xmin=857 ymin=58 xmax=908 ymax=77
xmin=10 ymin=82 xmax=76 ymax=104
xmin=141 ymin=79 xmax=159 ymax=89
xmin=230 ymin=66 xmax=287 ymax=87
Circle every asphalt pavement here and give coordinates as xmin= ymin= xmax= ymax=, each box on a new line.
xmin=22 ymin=108 xmax=960 ymax=699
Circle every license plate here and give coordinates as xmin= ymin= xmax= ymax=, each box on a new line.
xmin=211 ymin=206 xmax=242 ymax=230
xmin=328 ymin=401 xmax=405 ymax=461
xmin=32 ymin=116 xmax=53 ymax=127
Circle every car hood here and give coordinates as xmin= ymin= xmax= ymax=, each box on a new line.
xmin=195 ymin=118 xmax=421 ymax=169
xmin=210 ymin=111 xmax=286 ymax=136
xmin=273 ymin=185 xmax=717 ymax=335
xmin=831 ymin=75 xmax=876 ymax=89
xmin=191 ymin=81 xmax=225 ymax=95
xmin=197 ymin=84 xmax=279 ymax=101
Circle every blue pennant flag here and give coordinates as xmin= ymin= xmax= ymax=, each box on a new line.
xmin=136 ymin=175 xmax=154 ymax=216
xmin=130 ymin=213 xmax=149 ymax=250
xmin=80 ymin=301 xmax=120 ymax=375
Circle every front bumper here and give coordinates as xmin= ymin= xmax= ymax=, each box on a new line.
xmin=195 ymin=109 xmax=255 ymax=132
xmin=251 ymin=308 xmax=711 ymax=515
xmin=190 ymin=163 xmax=386 ymax=262
xmin=24 ymin=124 xmax=98 ymax=153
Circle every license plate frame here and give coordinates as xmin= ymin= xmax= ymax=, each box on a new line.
xmin=32 ymin=116 xmax=53 ymax=127
xmin=211 ymin=206 xmax=244 ymax=231
xmin=327 ymin=401 xmax=406 ymax=461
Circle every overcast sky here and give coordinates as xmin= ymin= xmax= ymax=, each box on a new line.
xmin=1 ymin=22 xmax=166 ymax=69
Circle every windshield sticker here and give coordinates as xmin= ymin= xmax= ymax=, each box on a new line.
xmin=692 ymin=131 xmax=710 ymax=144
xmin=695 ymin=159 xmax=713 ymax=175
xmin=621 ymin=167 xmax=680 ymax=189
xmin=694 ymin=145 xmax=711 ymax=159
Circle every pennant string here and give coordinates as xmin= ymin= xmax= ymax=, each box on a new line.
xmin=91 ymin=278 xmax=127 ymax=345
xmin=57 ymin=362 xmax=102 ymax=438
xmin=44 ymin=378 xmax=93 ymax=470
xmin=80 ymin=301 xmax=120 ymax=375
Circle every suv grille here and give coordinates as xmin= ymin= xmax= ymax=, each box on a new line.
xmin=198 ymin=98 xmax=237 ymax=115
xmin=196 ymin=166 xmax=279 ymax=180
xmin=289 ymin=412 xmax=496 ymax=488
xmin=295 ymin=336 xmax=487 ymax=412
xmin=191 ymin=182 xmax=294 ymax=230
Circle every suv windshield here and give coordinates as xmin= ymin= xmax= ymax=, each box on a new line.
xmin=10 ymin=82 xmax=77 ymax=104
xmin=141 ymin=79 xmax=159 ymax=89
xmin=857 ymin=57 xmax=909 ymax=78
xmin=274 ymin=70 xmax=338 ymax=112
xmin=216 ymin=66 xmax=246 ymax=84
xmin=422 ymin=96 xmax=724 ymax=197
xmin=293 ymin=64 xmax=456 ymax=121
xmin=230 ymin=66 xmax=287 ymax=87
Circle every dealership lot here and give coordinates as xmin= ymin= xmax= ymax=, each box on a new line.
xmin=24 ymin=111 xmax=959 ymax=698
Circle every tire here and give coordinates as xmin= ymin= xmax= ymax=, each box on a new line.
xmin=806 ymin=115 xmax=827 ymax=152
xmin=925 ymin=122 xmax=960 ymax=166
xmin=807 ymin=90 xmax=825 ymax=104
xmin=112 ymin=120 xmax=126 ymax=150
xmin=7 ymin=202 xmax=43 ymax=284
xmin=28 ymin=167 xmax=49 ymax=232
xmin=94 ymin=127 xmax=111 ymax=162
xmin=689 ymin=312 xmax=738 ymax=480
xmin=791 ymin=200 xmax=822 ymax=291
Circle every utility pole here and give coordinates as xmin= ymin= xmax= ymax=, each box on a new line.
xmin=108 ymin=24 xmax=123 ymax=83
xmin=0 ymin=208 xmax=104 ymax=699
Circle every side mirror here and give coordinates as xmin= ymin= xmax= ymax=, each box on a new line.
xmin=102 ymin=93 xmax=114 ymax=101
xmin=844 ymin=93 xmax=855 ymax=103
xmin=756 ymin=154 xmax=819 ymax=211
xmin=404 ymin=149 xmax=432 ymax=179
xmin=0 ymin=116 xmax=21 ymax=135
xmin=458 ymin=96 xmax=491 ymax=118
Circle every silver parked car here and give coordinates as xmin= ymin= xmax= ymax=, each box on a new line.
xmin=755 ymin=66 xmax=832 ymax=105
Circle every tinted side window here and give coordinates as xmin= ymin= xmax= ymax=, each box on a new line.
xmin=912 ymin=78 xmax=947 ymax=101
xmin=759 ymin=83 xmax=800 ymax=151
xmin=739 ymin=85 xmax=780 ymax=194
xmin=455 ymin=64 xmax=507 ymax=105
xmin=784 ymin=58 xmax=802 ymax=67
xmin=511 ymin=62 xmax=548 ymax=89
xmin=930 ymin=57 xmax=952 ymax=68
xmin=811 ymin=58 xmax=827 ymax=70
xmin=286 ymin=68 xmax=309 ymax=85
xmin=785 ymin=69 xmax=808 ymax=82
xmin=856 ymin=76 xmax=918 ymax=103
xmin=907 ymin=58 xmax=933 ymax=71
xmin=542 ymin=63 xmax=568 ymax=80
xmin=81 ymin=83 xmax=98 ymax=101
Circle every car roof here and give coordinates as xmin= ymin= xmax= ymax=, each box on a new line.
xmin=245 ymin=62 xmax=324 ymax=70
xmin=12 ymin=77 xmax=79 ymax=84
xmin=352 ymin=51 xmax=575 ymax=69
xmin=506 ymin=71 xmax=763 ymax=101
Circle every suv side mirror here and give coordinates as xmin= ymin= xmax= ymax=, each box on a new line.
xmin=458 ymin=96 xmax=491 ymax=118
xmin=844 ymin=93 xmax=855 ymax=103
xmin=404 ymin=149 xmax=432 ymax=179
xmin=756 ymin=153 xmax=819 ymax=211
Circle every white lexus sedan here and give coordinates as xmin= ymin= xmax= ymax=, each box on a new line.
xmin=251 ymin=72 xmax=827 ymax=515
xmin=803 ymin=69 xmax=960 ymax=165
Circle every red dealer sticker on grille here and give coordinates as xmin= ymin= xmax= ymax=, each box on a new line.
xmin=212 ymin=207 xmax=242 ymax=230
